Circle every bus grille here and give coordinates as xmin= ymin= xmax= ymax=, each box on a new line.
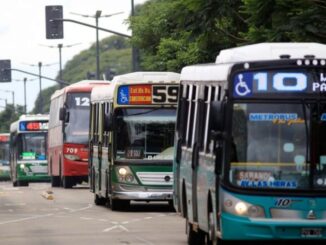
xmin=136 ymin=172 xmax=173 ymax=186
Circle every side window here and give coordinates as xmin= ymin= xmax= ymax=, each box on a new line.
xmin=186 ymin=85 xmax=197 ymax=148
xmin=94 ymin=103 xmax=99 ymax=145
xmin=179 ymin=84 xmax=189 ymax=145
xmin=89 ymin=103 xmax=94 ymax=143
xmin=98 ymin=103 xmax=104 ymax=144
xmin=204 ymin=86 xmax=219 ymax=154
xmin=199 ymin=86 xmax=209 ymax=151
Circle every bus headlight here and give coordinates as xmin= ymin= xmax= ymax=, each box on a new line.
xmin=20 ymin=164 xmax=25 ymax=169
xmin=118 ymin=167 xmax=127 ymax=176
xmin=222 ymin=193 xmax=265 ymax=218
xmin=115 ymin=166 xmax=137 ymax=184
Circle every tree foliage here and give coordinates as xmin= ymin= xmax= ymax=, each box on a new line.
xmin=0 ymin=105 xmax=24 ymax=132
xmin=241 ymin=0 xmax=326 ymax=42
xmin=129 ymin=0 xmax=326 ymax=72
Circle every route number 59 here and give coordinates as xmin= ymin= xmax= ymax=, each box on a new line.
xmin=153 ymin=85 xmax=179 ymax=103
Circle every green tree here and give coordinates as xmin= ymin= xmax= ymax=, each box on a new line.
xmin=241 ymin=0 xmax=326 ymax=42
xmin=129 ymin=0 xmax=247 ymax=71
xmin=0 ymin=105 xmax=24 ymax=132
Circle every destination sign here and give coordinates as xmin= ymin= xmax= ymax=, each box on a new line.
xmin=232 ymin=69 xmax=326 ymax=98
xmin=19 ymin=121 xmax=48 ymax=131
xmin=117 ymin=84 xmax=179 ymax=105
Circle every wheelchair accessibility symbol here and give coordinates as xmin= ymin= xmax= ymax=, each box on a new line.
xmin=234 ymin=73 xmax=252 ymax=97
xmin=118 ymin=86 xmax=129 ymax=104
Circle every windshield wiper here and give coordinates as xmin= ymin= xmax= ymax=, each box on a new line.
xmin=124 ymin=108 xmax=162 ymax=117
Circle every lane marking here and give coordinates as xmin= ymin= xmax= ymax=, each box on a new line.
xmin=4 ymin=203 xmax=26 ymax=206
xmin=103 ymin=225 xmax=129 ymax=233
xmin=0 ymin=213 xmax=54 ymax=225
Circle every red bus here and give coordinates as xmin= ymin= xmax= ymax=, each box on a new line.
xmin=48 ymin=80 xmax=108 ymax=188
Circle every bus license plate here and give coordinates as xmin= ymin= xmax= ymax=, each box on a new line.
xmin=301 ymin=228 xmax=322 ymax=238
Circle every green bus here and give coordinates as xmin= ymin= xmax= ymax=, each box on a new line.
xmin=0 ymin=133 xmax=10 ymax=180
xmin=89 ymin=72 xmax=180 ymax=210
xmin=173 ymin=43 xmax=326 ymax=243
xmin=10 ymin=114 xmax=50 ymax=187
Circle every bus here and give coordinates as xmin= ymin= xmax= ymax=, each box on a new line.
xmin=48 ymin=80 xmax=108 ymax=188
xmin=0 ymin=133 xmax=10 ymax=180
xmin=10 ymin=115 xmax=49 ymax=187
xmin=89 ymin=72 xmax=180 ymax=210
xmin=173 ymin=43 xmax=326 ymax=243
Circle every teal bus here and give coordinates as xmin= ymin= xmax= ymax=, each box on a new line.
xmin=10 ymin=114 xmax=50 ymax=187
xmin=173 ymin=43 xmax=326 ymax=243
xmin=0 ymin=133 xmax=10 ymax=180
xmin=89 ymin=72 xmax=180 ymax=210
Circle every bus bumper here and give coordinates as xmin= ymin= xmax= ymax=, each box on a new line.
xmin=112 ymin=187 xmax=173 ymax=201
xmin=221 ymin=213 xmax=326 ymax=240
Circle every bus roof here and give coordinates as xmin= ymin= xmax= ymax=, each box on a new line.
xmin=111 ymin=72 xmax=180 ymax=84
xmin=216 ymin=42 xmax=326 ymax=64
xmin=91 ymin=72 xmax=180 ymax=103
xmin=10 ymin=114 xmax=49 ymax=133
xmin=51 ymin=80 xmax=109 ymax=100
xmin=181 ymin=42 xmax=326 ymax=82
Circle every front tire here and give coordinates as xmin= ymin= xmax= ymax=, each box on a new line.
xmin=51 ymin=176 xmax=61 ymax=187
xmin=62 ymin=176 xmax=73 ymax=189
xmin=94 ymin=194 xmax=106 ymax=206
xmin=187 ymin=219 xmax=205 ymax=245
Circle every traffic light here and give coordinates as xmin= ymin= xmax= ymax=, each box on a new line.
xmin=45 ymin=5 xmax=63 ymax=39
xmin=0 ymin=60 xmax=11 ymax=82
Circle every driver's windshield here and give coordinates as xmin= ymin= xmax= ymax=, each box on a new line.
xmin=17 ymin=133 xmax=47 ymax=161
xmin=230 ymin=103 xmax=326 ymax=190
xmin=116 ymin=108 xmax=176 ymax=160
xmin=0 ymin=142 xmax=9 ymax=164
xmin=64 ymin=92 xmax=90 ymax=144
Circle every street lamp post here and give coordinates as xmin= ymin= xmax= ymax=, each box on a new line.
xmin=38 ymin=62 xmax=43 ymax=113
xmin=40 ymin=43 xmax=81 ymax=88
xmin=0 ymin=89 xmax=14 ymax=107
xmin=23 ymin=62 xmax=57 ymax=114
xmin=13 ymin=77 xmax=36 ymax=114
xmin=70 ymin=10 xmax=123 ymax=80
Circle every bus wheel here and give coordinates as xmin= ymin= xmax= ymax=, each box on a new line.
xmin=207 ymin=211 xmax=217 ymax=245
xmin=94 ymin=194 xmax=106 ymax=206
xmin=186 ymin=219 xmax=205 ymax=245
xmin=51 ymin=176 xmax=61 ymax=187
xmin=62 ymin=176 xmax=73 ymax=189
xmin=13 ymin=181 xmax=18 ymax=187
xmin=111 ymin=199 xmax=130 ymax=211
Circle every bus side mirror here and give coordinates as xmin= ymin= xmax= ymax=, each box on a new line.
xmin=210 ymin=101 xmax=225 ymax=133
xmin=104 ymin=112 xmax=113 ymax=132
xmin=59 ymin=107 xmax=69 ymax=123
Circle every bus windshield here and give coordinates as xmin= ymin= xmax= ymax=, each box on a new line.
xmin=115 ymin=108 xmax=176 ymax=160
xmin=0 ymin=142 xmax=9 ymax=164
xmin=64 ymin=92 xmax=90 ymax=144
xmin=17 ymin=133 xmax=47 ymax=161
xmin=230 ymin=102 xmax=326 ymax=191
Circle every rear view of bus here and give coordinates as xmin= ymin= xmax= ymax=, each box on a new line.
xmin=48 ymin=80 xmax=108 ymax=188
xmin=10 ymin=115 xmax=49 ymax=187
xmin=0 ymin=133 xmax=10 ymax=180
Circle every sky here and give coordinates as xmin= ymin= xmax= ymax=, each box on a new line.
xmin=0 ymin=0 xmax=147 ymax=112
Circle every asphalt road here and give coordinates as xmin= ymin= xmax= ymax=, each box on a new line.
xmin=0 ymin=181 xmax=186 ymax=245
